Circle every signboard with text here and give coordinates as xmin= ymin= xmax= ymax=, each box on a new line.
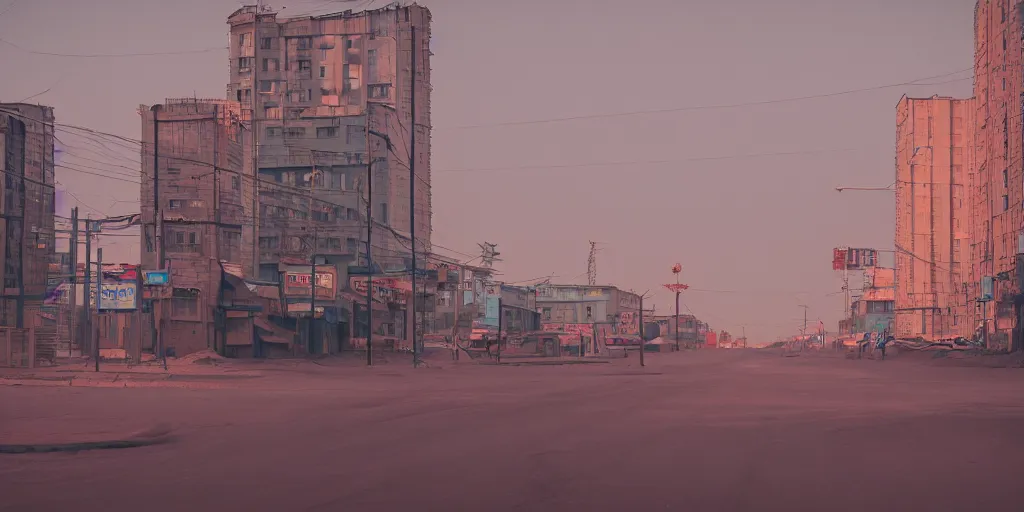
xmin=283 ymin=266 xmax=336 ymax=299
xmin=832 ymin=247 xmax=878 ymax=270
xmin=96 ymin=283 xmax=137 ymax=311
xmin=351 ymin=277 xmax=406 ymax=305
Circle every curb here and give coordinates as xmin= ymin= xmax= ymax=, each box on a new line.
xmin=0 ymin=425 xmax=175 ymax=454
xmin=0 ymin=376 xmax=235 ymax=390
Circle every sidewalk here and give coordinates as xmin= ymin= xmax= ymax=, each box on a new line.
xmin=0 ymin=350 xmax=265 ymax=389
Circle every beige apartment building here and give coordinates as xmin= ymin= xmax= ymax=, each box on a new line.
xmin=139 ymin=99 xmax=253 ymax=356
xmin=894 ymin=95 xmax=973 ymax=340
xmin=0 ymin=103 xmax=56 ymax=328
xmin=226 ymin=3 xmax=432 ymax=280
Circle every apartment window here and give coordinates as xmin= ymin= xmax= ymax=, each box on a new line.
xmin=168 ymin=199 xmax=183 ymax=209
xmin=168 ymin=229 xmax=201 ymax=254
xmin=585 ymin=306 xmax=592 ymax=321
xmin=187 ymin=200 xmax=205 ymax=208
xmin=379 ymin=203 xmax=388 ymax=223
xmin=297 ymin=37 xmax=312 ymax=50
xmin=260 ymin=37 xmax=273 ymax=50
xmin=221 ymin=230 xmax=242 ymax=262
xmin=262 ymin=58 xmax=279 ymax=72
xmin=1003 ymin=78 xmax=1007 ymax=91
xmin=368 ymin=84 xmax=390 ymax=99
xmin=265 ymin=126 xmax=282 ymax=138
xmin=264 ymin=106 xmax=281 ymax=119
xmin=1003 ymin=194 xmax=1010 ymax=211
xmin=259 ymin=236 xmax=280 ymax=249
xmin=1004 ymin=169 xmax=1009 ymax=188
xmin=231 ymin=176 xmax=240 ymax=190
xmin=298 ymin=60 xmax=311 ymax=71
xmin=542 ymin=308 xmax=552 ymax=321
xmin=238 ymin=32 xmax=251 ymax=48
xmin=346 ymin=237 xmax=357 ymax=253
xmin=284 ymin=127 xmax=306 ymax=138
xmin=319 ymin=65 xmax=327 ymax=78
xmin=316 ymin=126 xmax=338 ymax=138
xmin=286 ymin=108 xmax=303 ymax=120
xmin=236 ymin=88 xmax=251 ymax=102
xmin=367 ymin=49 xmax=377 ymax=66
xmin=258 ymin=80 xmax=274 ymax=93
xmin=346 ymin=38 xmax=354 ymax=50
xmin=346 ymin=125 xmax=363 ymax=144
xmin=237 ymin=57 xmax=254 ymax=70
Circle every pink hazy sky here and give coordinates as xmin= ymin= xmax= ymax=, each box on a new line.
xmin=0 ymin=0 xmax=974 ymax=341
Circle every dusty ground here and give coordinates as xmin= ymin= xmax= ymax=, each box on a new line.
xmin=2 ymin=349 xmax=1024 ymax=511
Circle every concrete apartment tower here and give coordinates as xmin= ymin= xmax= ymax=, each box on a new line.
xmin=139 ymin=100 xmax=253 ymax=356
xmin=0 ymin=103 xmax=56 ymax=328
xmin=967 ymin=0 xmax=1023 ymax=350
xmin=894 ymin=96 xmax=973 ymax=341
xmin=226 ymin=3 xmax=432 ymax=281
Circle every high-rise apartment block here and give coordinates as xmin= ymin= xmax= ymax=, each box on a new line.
xmin=226 ymin=3 xmax=432 ymax=280
xmin=139 ymin=99 xmax=252 ymax=355
xmin=893 ymin=1 xmax=1024 ymax=349
xmin=894 ymin=96 xmax=973 ymax=340
xmin=0 ymin=103 xmax=55 ymax=328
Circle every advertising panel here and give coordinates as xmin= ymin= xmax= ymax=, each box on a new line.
xmin=283 ymin=265 xmax=336 ymax=299
xmin=97 ymin=283 xmax=137 ymax=311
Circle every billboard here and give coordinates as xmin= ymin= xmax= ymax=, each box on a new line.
xmin=833 ymin=248 xmax=878 ymax=270
xmin=283 ymin=265 xmax=336 ymax=299
xmin=832 ymin=248 xmax=846 ymax=270
xmin=846 ymin=248 xmax=878 ymax=269
xmin=97 ymin=283 xmax=137 ymax=311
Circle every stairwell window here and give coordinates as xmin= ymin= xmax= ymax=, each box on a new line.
xmin=1003 ymin=194 xmax=1010 ymax=211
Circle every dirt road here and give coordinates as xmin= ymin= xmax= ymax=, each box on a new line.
xmin=2 ymin=349 xmax=1023 ymax=511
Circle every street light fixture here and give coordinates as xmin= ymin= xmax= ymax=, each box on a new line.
xmin=664 ymin=264 xmax=688 ymax=352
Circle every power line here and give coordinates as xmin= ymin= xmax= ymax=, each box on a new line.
xmin=0 ymin=37 xmax=227 ymax=58
xmin=436 ymin=147 xmax=878 ymax=174
xmin=442 ymin=70 xmax=973 ymax=130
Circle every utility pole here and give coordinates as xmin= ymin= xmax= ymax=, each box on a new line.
xmin=496 ymin=296 xmax=502 ymax=363
xmin=587 ymin=241 xmax=597 ymax=285
xmin=639 ymin=292 xmax=646 ymax=367
xmin=213 ymin=105 xmax=221 ymax=356
xmin=94 ymin=247 xmax=102 ymax=372
xmin=799 ymin=304 xmax=809 ymax=337
xmin=83 ymin=217 xmax=92 ymax=361
xmin=410 ymin=24 xmax=419 ymax=367
xmin=68 ymin=207 xmax=78 ymax=357
xmin=307 ymin=163 xmax=318 ymax=355
xmin=250 ymin=0 xmax=262 ymax=280
xmin=365 ymin=117 xmax=374 ymax=366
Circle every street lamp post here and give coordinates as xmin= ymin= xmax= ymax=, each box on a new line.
xmin=664 ymin=264 xmax=688 ymax=352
